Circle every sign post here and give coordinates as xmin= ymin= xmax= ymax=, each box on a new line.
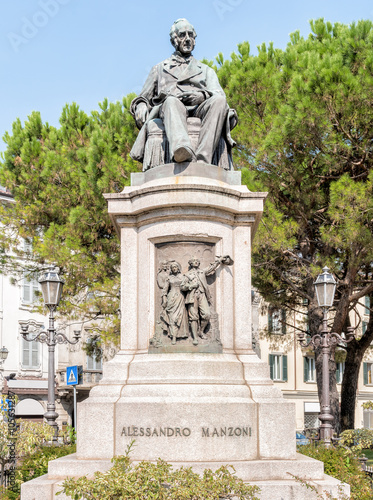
xmin=66 ymin=365 xmax=83 ymax=432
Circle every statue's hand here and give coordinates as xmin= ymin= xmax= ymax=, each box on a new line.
xmin=180 ymin=91 xmax=205 ymax=106
xmin=161 ymin=296 xmax=167 ymax=308
xmin=135 ymin=102 xmax=148 ymax=128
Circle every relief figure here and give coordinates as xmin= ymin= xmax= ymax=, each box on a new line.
xmin=160 ymin=261 xmax=189 ymax=345
xmin=181 ymin=255 xmax=233 ymax=345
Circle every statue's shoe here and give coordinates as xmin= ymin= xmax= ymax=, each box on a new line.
xmin=173 ymin=146 xmax=194 ymax=163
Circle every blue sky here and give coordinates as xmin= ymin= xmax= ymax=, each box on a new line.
xmin=1 ymin=0 xmax=373 ymax=155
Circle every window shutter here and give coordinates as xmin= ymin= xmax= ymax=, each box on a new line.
xmin=363 ymin=411 xmax=370 ymax=428
xmin=281 ymin=310 xmax=286 ymax=334
xmin=23 ymin=280 xmax=31 ymax=302
xmin=268 ymin=311 xmax=273 ymax=333
xmin=269 ymin=354 xmax=274 ymax=380
xmin=87 ymin=355 xmax=93 ymax=370
xmin=364 ymin=363 xmax=368 ymax=385
xmin=282 ymin=355 xmax=288 ymax=381
xmin=31 ymin=342 xmax=39 ymax=368
xmin=304 ymin=357 xmax=309 ymax=382
xmin=22 ymin=338 xmax=30 ymax=367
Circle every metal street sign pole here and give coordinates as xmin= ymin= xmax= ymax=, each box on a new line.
xmin=66 ymin=365 xmax=82 ymax=435
xmin=73 ymin=385 xmax=77 ymax=431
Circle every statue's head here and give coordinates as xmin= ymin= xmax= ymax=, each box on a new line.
xmin=170 ymin=18 xmax=196 ymax=56
xmin=169 ymin=260 xmax=182 ymax=274
xmin=188 ymin=256 xmax=200 ymax=269
xmin=158 ymin=260 xmax=169 ymax=272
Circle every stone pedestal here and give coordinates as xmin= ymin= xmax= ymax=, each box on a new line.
xmin=21 ymin=164 xmax=349 ymax=499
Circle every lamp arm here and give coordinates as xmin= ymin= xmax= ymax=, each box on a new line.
xmin=329 ymin=327 xmax=356 ymax=346
xmin=21 ymin=331 xmax=48 ymax=344
xmin=55 ymin=332 xmax=80 ymax=345
xmin=298 ymin=334 xmax=322 ymax=348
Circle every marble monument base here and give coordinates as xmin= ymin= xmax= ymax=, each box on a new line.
xmin=22 ymin=164 xmax=349 ymax=499
xmin=22 ymin=352 xmax=349 ymax=499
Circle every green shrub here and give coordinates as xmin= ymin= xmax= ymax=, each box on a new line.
xmin=0 ymin=487 xmax=20 ymax=499
xmin=18 ymin=443 xmax=76 ymax=483
xmin=299 ymin=444 xmax=372 ymax=500
xmin=59 ymin=455 xmax=260 ymax=499
xmin=339 ymin=429 xmax=373 ymax=455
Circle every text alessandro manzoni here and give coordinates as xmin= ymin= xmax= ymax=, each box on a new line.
xmin=121 ymin=426 xmax=252 ymax=438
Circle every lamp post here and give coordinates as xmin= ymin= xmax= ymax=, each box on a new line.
xmin=0 ymin=347 xmax=9 ymax=386
xmin=20 ymin=268 xmax=80 ymax=443
xmin=0 ymin=346 xmax=9 ymax=364
xmin=297 ymin=267 xmax=355 ymax=447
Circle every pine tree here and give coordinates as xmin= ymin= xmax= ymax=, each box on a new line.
xmin=0 ymin=97 xmax=139 ymax=346
xmin=218 ymin=19 xmax=373 ymax=431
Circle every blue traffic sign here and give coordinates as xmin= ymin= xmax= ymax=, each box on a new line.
xmin=66 ymin=365 xmax=78 ymax=385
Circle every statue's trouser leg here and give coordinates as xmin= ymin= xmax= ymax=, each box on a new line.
xmin=188 ymin=302 xmax=199 ymax=344
xmin=160 ymin=96 xmax=193 ymax=160
xmin=194 ymin=95 xmax=228 ymax=164
xmin=198 ymin=295 xmax=211 ymax=336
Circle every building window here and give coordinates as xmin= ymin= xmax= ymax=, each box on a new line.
xmin=364 ymin=409 xmax=373 ymax=429
xmin=336 ymin=362 xmax=345 ymax=384
xmin=268 ymin=308 xmax=286 ymax=335
xmin=22 ymin=273 xmax=40 ymax=304
xmin=21 ymin=334 xmax=40 ymax=369
xmin=363 ymin=362 xmax=373 ymax=385
xmin=86 ymin=337 xmax=102 ymax=371
xmin=87 ymin=353 xmax=102 ymax=371
xmin=363 ymin=321 xmax=368 ymax=335
xmin=304 ymin=356 xmax=316 ymax=382
xmin=269 ymin=354 xmax=287 ymax=381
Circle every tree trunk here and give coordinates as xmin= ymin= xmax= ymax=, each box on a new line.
xmin=340 ymin=304 xmax=373 ymax=432
xmin=340 ymin=341 xmax=363 ymax=431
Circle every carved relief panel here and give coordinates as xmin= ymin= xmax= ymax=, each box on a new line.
xmin=149 ymin=241 xmax=225 ymax=353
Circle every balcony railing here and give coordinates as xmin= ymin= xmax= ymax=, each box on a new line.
xmin=57 ymin=369 xmax=102 ymax=387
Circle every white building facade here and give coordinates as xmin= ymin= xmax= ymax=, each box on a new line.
xmin=253 ymin=289 xmax=373 ymax=432
xmin=0 ymin=185 xmax=104 ymax=430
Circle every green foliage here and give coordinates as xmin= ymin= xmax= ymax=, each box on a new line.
xmin=339 ymin=429 xmax=373 ymax=455
xmin=0 ymin=417 xmax=54 ymax=472
xmin=59 ymin=455 xmax=260 ymax=499
xmin=18 ymin=443 xmax=76 ymax=484
xmin=0 ymin=96 xmax=140 ymax=346
xmin=218 ymin=17 xmax=373 ymax=310
xmin=300 ymin=444 xmax=372 ymax=499
xmin=64 ymin=424 xmax=77 ymax=445
xmin=362 ymin=401 xmax=373 ymax=411
xmin=0 ymin=488 xmax=20 ymax=499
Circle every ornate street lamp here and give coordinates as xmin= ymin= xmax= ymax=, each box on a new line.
xmin=21 ymin=268 xmax=80 ymax=443
xmin=0 ymin=346 xmax=9 ymax=385
xmin=297 ymin=267 xmax=355 ymax=447
xmin=0 ymin=347 xmax=9 ymax=363
xmin=314 ymin=267 xmax=337 ymax=309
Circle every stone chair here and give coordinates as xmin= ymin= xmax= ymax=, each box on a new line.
xmin=142 ymin=117 xmax=233 ymax=171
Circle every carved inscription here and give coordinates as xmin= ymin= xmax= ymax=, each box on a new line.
xmin=121 ymin=426 xmax=191 ymax=437
xmin=201 ymin=427 xmax=251 ymax=437
xmin=121 ymin=426 xmax=251 ymax=438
